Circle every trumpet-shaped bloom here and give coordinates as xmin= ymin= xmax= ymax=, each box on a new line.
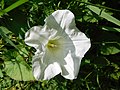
xmin=25 ymin=10 xmax=91 ymax=80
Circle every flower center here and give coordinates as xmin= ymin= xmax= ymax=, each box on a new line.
xmin=47 ymin=43 xmax=57 ymax=48
xmin=47 ymin=39 xmax=59 ymax=49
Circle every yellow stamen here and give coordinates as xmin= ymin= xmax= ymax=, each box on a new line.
xmin=48 ymin=43 xmax=57 ymax=48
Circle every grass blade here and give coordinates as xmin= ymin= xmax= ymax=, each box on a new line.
xmin=0 ymin=0 xmax=29 ymax=16
xmin=102 ymin=26 xmax=120 ymax=32
xmin=87 ymin=5 xmax=120 ymax=26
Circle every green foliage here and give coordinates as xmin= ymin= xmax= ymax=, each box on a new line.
xmin=102 ymin=26 xmax=120 ymax=32
xmin=0 ymin=0 xmax=28 ymax=16
xmin=0 ymin=69 xmax=3 ymax=77
xmin=87 ymin=5 xmax=120 ymax=26
xmin=0 ymin=0 xmax=120 ymax=89
xmin=100 ymin=43 xmax=120 ymax=55
xmin=0 ymin=26 xmax=18 ymax=49
xmin=4 ymin=50 xmax=34 ymax=81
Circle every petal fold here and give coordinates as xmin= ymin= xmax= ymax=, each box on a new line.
xmin=61 ymin=51 xmax=82 ymax=80
xmin=32 ymin=51 xmax=61 ymax=80
xmin=71 ymin=30 xmax=91 ymax=57
xmin=45 ymin=10 xmax=75 ymax=31
xmin=25 ymin=26 xmax=42 ymax=49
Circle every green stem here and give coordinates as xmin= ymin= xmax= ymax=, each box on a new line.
xmin=85 ymin=72 xmax=93 ymax=80
xmin=0 ymin=0 xmax=29 ymax=16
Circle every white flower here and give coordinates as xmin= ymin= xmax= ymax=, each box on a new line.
xmin=24 ymin=10 xmax=91 ymax=80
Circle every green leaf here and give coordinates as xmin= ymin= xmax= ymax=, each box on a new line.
xmin=1 ymin=0 xmax=4 ymax=9
xmin=0 ymin=26 xmax=11 ymax=34
xmin=76 ymin=8 xmax=99 ymax=23
xmin=0 ymin=26 xmax=18 ymax=49
xmin=0 ymin=69 xmax=3 ymax=78
xmin=110 ymin=72 xmax=120 ymax=80
xmin=111 ymin=63 xmax=119 ymax=71
xmin=77 ymin=13 xmax=98 ymax=23
xmin=4 ymin=60 xmax=34 ymax=81
xmin=87 ymin=5 xmax=120 ymax=26
xmin=3 ymin=49 xmax=34 ymax=81
xmin=18 ymin=47 xmax=29 ymax=57
xmin=101 ymin=43 xmax=120 ymax=55
xmin=102 ymin=26 xmax=120 ymax=32
xmin=0 ymin=0 xmax=28 ymax=16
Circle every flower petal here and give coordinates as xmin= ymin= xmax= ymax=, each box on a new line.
xmin=45 ymin=10 xmax=75 ymax=31
xmin=43 ymin=35 xmax=73 ymax=64
xmin=32 ymin=51 xmax=62 ymax=80
xmin=45 ymin=10 xmax=91 ymax=57
xmin=61 ymin=29 xmax=90 ymax=79
xmin=32 ymin=52 xmax=46 ymax=80
xmin=25 ymin=26 xmax=42 ymax=49
xmin=61 ymin=52 xmax=82 ymax=79
xmin=44 ymin=62 xmax=61 ymax=80
xmin=43 ymin=34 xmax=83 ymax=79
xmin=25 ymin=26 xmax=50 ymax=49
xmin=71 ymin=30 xmax=91 ymax=57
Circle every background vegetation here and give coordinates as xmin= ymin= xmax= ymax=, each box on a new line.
xmin=0 ymin=0 xmax=120 ymax=90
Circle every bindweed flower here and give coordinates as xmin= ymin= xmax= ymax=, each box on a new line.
xmin=25 ymin=10 xmax=91 ymax=80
